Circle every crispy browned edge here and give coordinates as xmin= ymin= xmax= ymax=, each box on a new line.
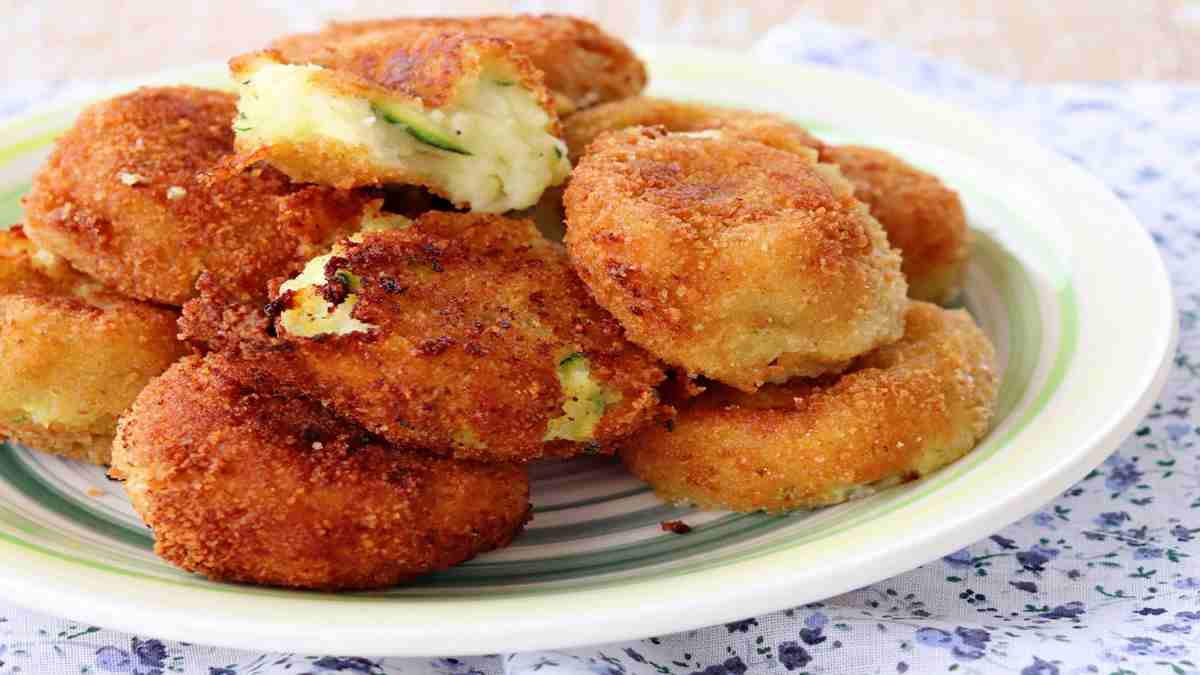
xmin=180 ymin=211 xmax=669 ymax=462
xmin=563 ymin=96 xmax=823 ymax=162
xmin=227 ymin=32 xmax=558 ymax=195
xmin=22 ymin=86 xmax=376 ymax=305
xmin=820 ymin=145 xmax=969 ymax=304
xmin=112 ymin=353 xmax=531 ymax=590
xmin=0 ymin=227 xmax=186 ymax=464
xmin=268 ymin=14 xmax=646 ymax=112
xmin=620 ymin=302 xmax=998 ymax=512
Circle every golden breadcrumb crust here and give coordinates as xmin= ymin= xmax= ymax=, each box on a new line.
xmin=819 ymin=145 xmax=969 ymax=304
xmin=0 ymin=227 xmax=186 ymax=464
xmin=564 ymin=126 xmax=908 ymax=391
xmin=563 ymin=96 xmax=822 ymax=162
xmin=22 ymin=86 xmax=375 ymax=305
xmin=268 ymin=14 xmax=646 ymax=114
xmin=180 ymin=212 xmax=668 ymax=462
xmin=620 ymin=302 xmax=998 ymax=512
xmin=111 ymin=354 xmax=531 ymax=590
xmin=0 ymin=225 xmax=90 ymax=293
xmin=564 ymin=97 xmax=970 ymax=303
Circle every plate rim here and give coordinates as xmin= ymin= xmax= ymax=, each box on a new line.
xmin=0 ymin=44 xmax=1176 ymax=655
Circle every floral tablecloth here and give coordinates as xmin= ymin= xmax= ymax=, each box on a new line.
xmin=1 ymin=16 xmax=1197 ymax=675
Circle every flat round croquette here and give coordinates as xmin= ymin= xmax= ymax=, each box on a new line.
xmin=563 ymin=97 xmax=971 ymax=303
xmin=819 ymin=145 xmax=969 ymax=304
xmin=564 ymin=126 xmax=908 ymax=391
xmin=619 ymin=302 xmax=998 ymax=513
xmin=0 ymin=227 xmax=186 ymax=465
xmin=21 ymin=86 xmax=377 ymax=305
xmin=270 ymin=14 xmax=647 ymax=115
xmin=111 ymin=354 xmax=531 ymax=590
xmin=179 ymin=212 xmax=668 ymax=462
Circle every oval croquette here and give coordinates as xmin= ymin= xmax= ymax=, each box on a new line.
xmin=270 ymin=14 xmax=646 ymax=115
xmin=22 ymin=86 xmax=379 ymax=305
xmin=180 ymin=212 xmax=668 ymax=462
xmin=819 ymin=145 xmax=970 ymax=304
xmin=564 ymin=126 xmax=908 ymax=391
xmin=111 ymin=354 xmax=531 ymax=590
xmin=619 ymin=302 xmax=998 ymax=513
xmin=563 ymin=97 xmax=971 ymax=303
xmin=0 ymin=227 xmax=186 ymax=464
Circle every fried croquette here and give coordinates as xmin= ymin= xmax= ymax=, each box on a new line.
xmin=620 ymin=302 xmax=998 ymax=513
xmin=563 ymin=97 xmax=970 ymax=303
xmin=180 ymin=212 xmax=668 ymax=462
xmin=111 ymin=354 xmax=530 ymax=590
xmin=22 ymin=86 xmax=380 ymax=306
xmin=562 ymin=96 xmax=823 ymax=163
xmin=819 ymin=145 xmax=969 ymax=304
xmin=230 ymin=29 xmax=570 ymax=212
xmin=564 ymin=126 xmax=908 ymax=391
xmin=0 ymin=227 xmax=186 ymax=464
xmin=270 ymin=15 xmax=647 ymax=115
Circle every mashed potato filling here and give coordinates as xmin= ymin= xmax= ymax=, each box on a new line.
xmin=544 ymin=352 xmax=622 ymax=442
xmin=235 ymin=62 xmax=570 ymax=213
xmin=278 ymin=252 xmax=372 ymax=338
xmin=277 ymin=210 xmax=411 ymax=338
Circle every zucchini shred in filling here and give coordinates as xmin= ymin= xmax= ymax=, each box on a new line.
xmin=233 ymin=58 xmax=571 ymax=213
xmin=275 ymin=210 xmax=411 ymax=338
xmin=544 ymin=352 xmax=622 ymax=442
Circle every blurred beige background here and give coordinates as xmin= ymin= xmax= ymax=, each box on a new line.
xmin=6 ymin=0 xmax=1199 ymax=84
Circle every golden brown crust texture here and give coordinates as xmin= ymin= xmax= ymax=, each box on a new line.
xmin=820 ymin=145 xmax=970 ymax=304
xmin=0 ymin=228 xmax=186 ymax=465
xmin=180 ymin=212 xmax=668 ymax=462
xmin=21 ymin=86 xmax=375 ymax=305
xmin=565 ymin=98 xmax=970 ymax=304
xmin=563 ymin=96 xmax=823 ymax=162
xmin=240 ymin=31 xmax=550 ymax=112
xmin=564 ymin=126 xmax=908 ymax=391
xmin=620 ymin=302 xmax=998 ymax=512
xmin=112 ymin=354 xmax=531 ymax=590
xmin=269 ymin=14 xmax=646 ymax=113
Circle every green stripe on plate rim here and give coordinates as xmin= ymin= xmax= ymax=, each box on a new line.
xmin=0 ymin=111 xmax=1073 ymax=598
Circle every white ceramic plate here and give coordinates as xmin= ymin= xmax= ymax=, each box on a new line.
xmin=0 ymin=45 xmax=1175 ymax=656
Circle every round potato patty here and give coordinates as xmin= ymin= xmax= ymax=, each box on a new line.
xmin=0 ymin=227 xmax=186 ymax=465
xmin=563 ymin=97 xmax=970 ymax=303
xmin=620 ymin=302 xmax=998 ymax=512
xmin=565 ymin=126 xmax=908 ymax=391
xmin=112 ymin=354 xmax=531 ymax=590
xmin=270 ymin=14 xmax=647 ymax=115
xmin=819 ymin=145 xmax=970 ymax=304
